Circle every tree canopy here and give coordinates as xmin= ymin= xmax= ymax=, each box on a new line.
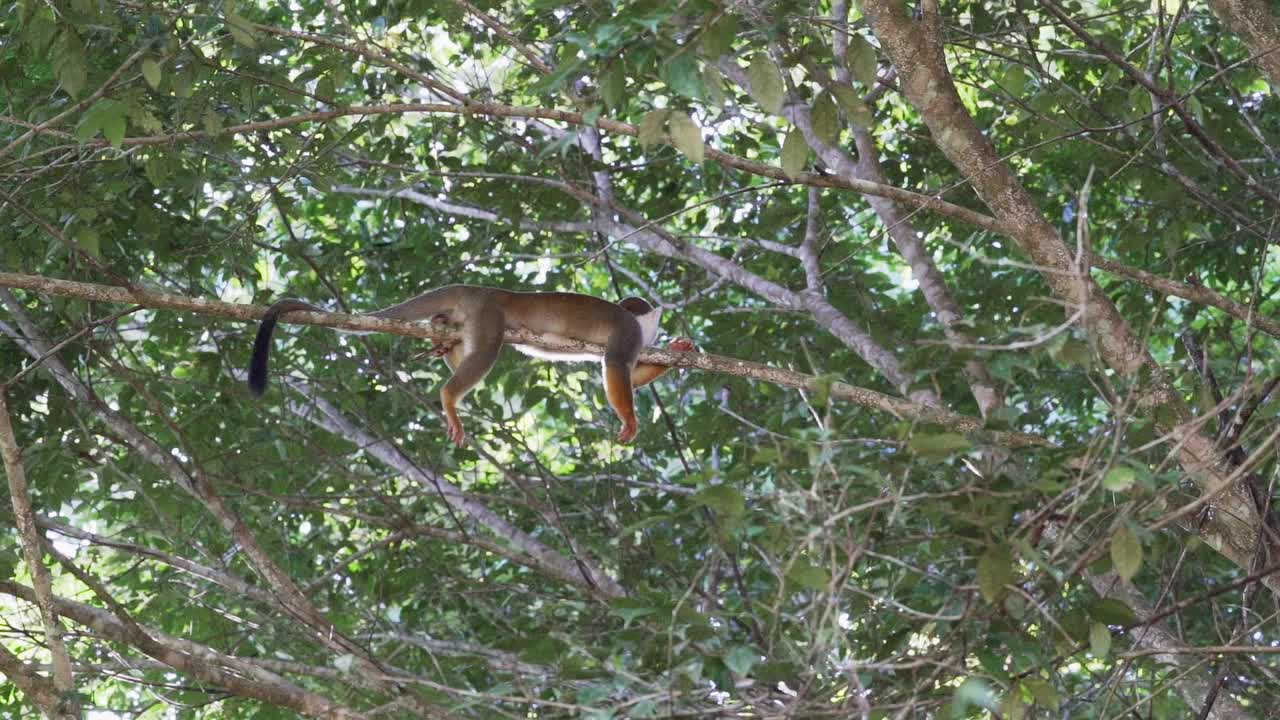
xmin=1 ymin=0 xmax=1278 ymax=717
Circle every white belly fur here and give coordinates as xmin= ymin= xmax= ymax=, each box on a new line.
xmin=512 ymin=344 xmax=600 ymax=363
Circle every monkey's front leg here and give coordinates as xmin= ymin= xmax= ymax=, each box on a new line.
xmin=630 ymin=337 xmax=696 ymax=388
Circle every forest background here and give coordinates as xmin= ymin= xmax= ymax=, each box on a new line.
xmin=1 ymin=0 xmax=1279 ymax=717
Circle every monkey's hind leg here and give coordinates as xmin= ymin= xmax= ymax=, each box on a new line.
xmin=439 ymin=308 xmax=504 ymax=446
xmin=603 ymin=358 xmax=639 ymax=444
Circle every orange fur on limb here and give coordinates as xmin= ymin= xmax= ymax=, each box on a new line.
xmin=248 ymin=286 xmax=693 ymax=445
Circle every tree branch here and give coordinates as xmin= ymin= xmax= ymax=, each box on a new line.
xmin=0 ymin=580 xmax=371 ymax=719
xmin=0 ymin=393 xmax=79 ymax=713
xmin=0 ymin=271 xmax=1049 ymax=448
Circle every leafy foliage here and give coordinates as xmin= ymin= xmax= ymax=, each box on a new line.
xmin=1 ymin=0 xmax=1278 ymax=717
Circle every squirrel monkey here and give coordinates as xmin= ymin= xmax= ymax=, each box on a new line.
xmin=247 ymin=285 xmax=695 ymax=445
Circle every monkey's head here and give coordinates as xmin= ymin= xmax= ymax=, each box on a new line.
xmin=619 ymin=296 xmax=662 ymax=346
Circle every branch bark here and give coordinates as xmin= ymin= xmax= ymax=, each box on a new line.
xmin=0 ymin=393 xmax=79 ymax=717
xmin=0 ymin=580 xmax=371 ymax=719
xmin=1203 ymin=0 xmax=1280 ymax=94
xmin=0 ymin=644 xmax=74 ymax=720
xmin=861 ymin=0 xmax=1275 ymax=594
xmin=0 ymin=287 xmax=423 ymax=705
xmin=0 ymin=271 xmax=1049 ymax=448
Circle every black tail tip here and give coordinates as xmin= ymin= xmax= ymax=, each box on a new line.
xmin=247 ymin=351 xmax=269 ymax=396
xmin=247 ymin=375 xmax=267 ymax=396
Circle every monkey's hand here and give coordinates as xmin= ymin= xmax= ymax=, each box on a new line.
xmin=668 ymin=337 xmax=696 ymax=352
xmin=429 ymin=342 xmax=457 ymax=358
xmin=617 ymin=421 xmax=638 ymax=444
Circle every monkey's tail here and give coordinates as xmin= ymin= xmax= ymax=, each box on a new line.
xmin=367 ymin=285 xmax=466 ymax=322
xmin=247 ymin=299 xmax=325 ymax=396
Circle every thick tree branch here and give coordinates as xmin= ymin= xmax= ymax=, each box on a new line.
xmin=861 ymin=0 xmax=1274 ymax=592
xmin=0 ymin=287 xmax=418 ymax=703
xmin=276 ymin=378 xmax=627 ymax=599
xmin=1206 ymin=0 xmax=1280 ymax=92
xmin=0 ymin=271 xmax=1049 ymax=448
xmin=0 ymin=580 xmax=371 ymax=719
xmin=0 ymin=393 xmax=79 ymax=713
xmin=0 ymin=644 xmax=72 ymax=720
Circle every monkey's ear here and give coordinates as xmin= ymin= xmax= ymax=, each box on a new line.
xmin=618 ymin=297 xmax=654 ymax=316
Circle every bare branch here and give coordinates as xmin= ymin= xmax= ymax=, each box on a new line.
xmin=0 ymin=393 xmax=79 ymax=712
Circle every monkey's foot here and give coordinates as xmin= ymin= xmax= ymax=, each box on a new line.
xmin=446 ymin=418 xmax=467 ymax=446
xmin=668 ymin=337 xmax=695 ymax=352
xmin=429 ymin=342 xmax=457 ymax=358
xmin=616 ymin=422 xmax=638 ymax=444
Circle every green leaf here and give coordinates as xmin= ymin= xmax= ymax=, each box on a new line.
xmin=144 ymin=155 xmax=170 ymax=187
xmin=203 ymin=109 xmax=223 ymax=137
xmin=1088 ymin=598 xmax=1138 ymax=625
xmin=637 ymin=109 xmax=669 ymax=148
xmin=693 ymin=484 xmax=744 ymax=518
xmin=141 ymin=58 xmax=162 ymax=90
xmin=520 ymin=636 xmax=569 ymax=663
xmin=1052 ymin=339 xmax=1091 ymax=367
xmin=701 ymin=64 xmax=725 ymax=106
xmin=701 ymin=14 xmax=739 ymax=58
xmin=976 ymin=649 xmax=1008 ymax=682
xmin=1021 ymin=678 xmax=1059 ymax=711
xmin=809 ymin=91 xmax=839 ymax=145
xmin=1002 ymin=689 xmax=1027 ymax=720
xmin=1089 ymin=622 xmax=1111 ymax=657
xmin=76 ymin=228 xmax=100 ymax=258
xmin=723 ymin=646 xmax=757 ymax=676
xmin=660 ymin=53 xmax=702 ymax=100
xmin=747 ymin=54 xmax=785 ymax=115
xmin=599 ymin=64 xmax=624 ymax=110
xmin=102 ymin=110 xmax=126 ymax=148
xmin=1003 ymin=65 xmax=1029 ymax=96
xmin=1111 ymin=524 xmax=1142 ymax=581
xmin=952 ymin=678 xmax=997 ymax=715
xmin=76 ymin=99 xmax=126 ymax=144
xmin=669 ymin=112 xmax=704 ymax=163
xmin=22 ymin=13 xmax=58 ymax=55
xmin=832 ymin=85 xmax=873 ymax=129
xmin=1103 ymin=466 xmax=1136 ymax=492
xmin=780 ymin=128 xmax=808 ymax=177
xmin=1126 ymin=84 xmax=1150 ymax=120
xmin=786 ymin=559 xmax=830 ymax=590
xmin=845 ymin=35 xmax=877 ymax=88
xmin=977 ymin=546 xmax=1014 ymax=603
xmin=53 ymin=31 xmax=88 ymax=97
xmin=226 ymin=9 xmax=259 ymax=48
xmin=907 ymin=432 xmax=970 ymax=459
xmin=172 ymin=65 xmax=194 ymax=98
xmin=608 ymin=598 xmax=656 ymax=626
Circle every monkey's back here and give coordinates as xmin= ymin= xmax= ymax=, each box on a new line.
xmin=496 ymin=290 xmax=640 ymax=347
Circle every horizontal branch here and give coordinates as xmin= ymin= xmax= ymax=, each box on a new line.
xmin=0 ymin=272 xmax=1050 ymax=448
xmin=0 ymin=579 xmax=368 ymax=719
xmin=0 ymin=102 xmax=1004 ymax=234
xmin=1091 ymin=254 xmax=1280 ymax=339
